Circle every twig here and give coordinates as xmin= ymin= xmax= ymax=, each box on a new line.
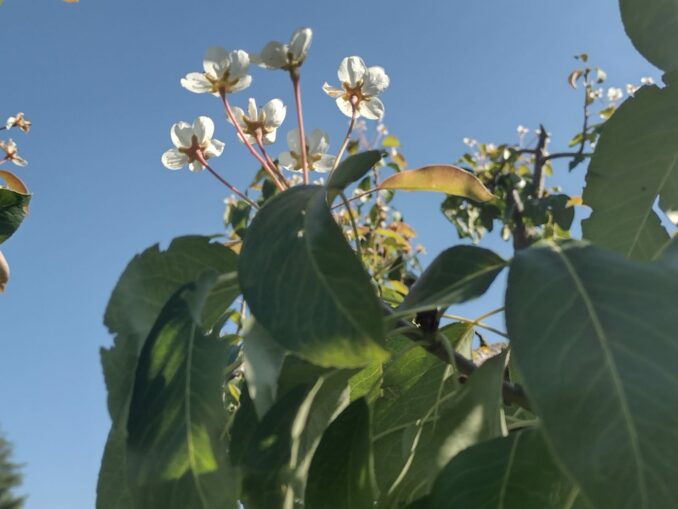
xmin=195 ymin=152 xmax=259 ymax=210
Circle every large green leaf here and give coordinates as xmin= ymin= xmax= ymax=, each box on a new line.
xmin=582 ymin=85 xmax=678 ymax=260
xmin=373 ymin=347 xmax=508 ymax=506
xmin=239 ymin=186 xmax=388 ymax=368
xmin=620 ymin=0 xmax=678 ymax=72
xmin=126 ymin=272 xmax=236 ymax=508
xmin=379 ymin=165 xmax=495 ymax=202
xmin=305 ymin=399 xmax=375 ymax=509
xmin=97 ymin=236 xmax=239 ymax=509
xmin=430 ymin=429 xmax=580 ymax=509
xmin=506 ymin=240 xmax=678 ymax=509
xmin=396 ymin=245 xmax=506 ymax=316
xmin=0 ymin=188 xmax=30 ymax=244
xmin=326 ymin=150 xmax=383 ymax=197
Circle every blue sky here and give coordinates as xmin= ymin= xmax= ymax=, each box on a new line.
xmin=0 ymin=1 xmax=657 ymax=508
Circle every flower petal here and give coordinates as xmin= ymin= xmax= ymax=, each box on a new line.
xmin=363 ymin=66 xmax=390 ymax=96
xmin=289 ymin=28 xmax=312 ymax=63
xmin=12 ymin=156 xmax=28 ymax=167
xmin=263 ymin=131 xmax=277 ymax=145
xmin=262 ymin=99 xmax=286 ymax=128
xmin=337 ymin=56 xmax=366 ymax=87
xmin=247 ymin=98 xmax=258 ymax=120
xmin=227 ymin=49 xmax=250 ymax=79
xmin=358 ymin=97 xmax=384 ymax=120
xmin=286 ymin=128 xmax=301 ymax=153
xmin=253 ymin=41 xmax=288 ymax=69
xmin=322 ymin=82 xmax=344 ymax=98
xmin=278 ymin=151 xmax=299 ymax=171
xmin=203 ymin=47 xmax=229 ymax=76
xmin=335 ymin=97 xmax=355 ymax=118
xmin=204 ymin=138 xmax=225 ymax=158
xmin=307 ymin=129 xmax=329 ymax=154
xmin=193 ymin=116 xmax=214 ymax=146
xmin=189 ymin=160 xmax=204 ymax=172
xmin=161 ymin=148 xmax=188 ymax=170
xmin=314 ymin=154 xmax=335 ymax=172
xmin=171 ymin=121 xmax=193 ymax=148
xmin=229 ymin=75 xmax=252 ymax=93
xmin=228 ymin=106 xmax=246 ymax=128
xmin=181 ymin=73 xmax=212 ymax=94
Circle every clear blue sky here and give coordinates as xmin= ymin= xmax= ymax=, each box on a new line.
xmin=0 ymin=1 xmax=657 ymax=508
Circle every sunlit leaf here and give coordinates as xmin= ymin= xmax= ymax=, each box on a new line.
xmin=620 ymin=0 xmax=678 ymax=72
xmin=0 ymin=170 xmax=29 ymax=195
xmin=0 ymin=250 xmax=9 ymax=293
xmin=380 ymin=165 xmax=496 ymax=202
xmin=0 ymin=188 xmax=31 ymax=245
xmin=326 ymin=150 xmax=383 ymax=197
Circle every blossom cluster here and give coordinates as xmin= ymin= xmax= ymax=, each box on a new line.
xmin=1 ymin=112 xmax=31 ymax=169
xmin=161 ymin=27 xmax=390 ymax=196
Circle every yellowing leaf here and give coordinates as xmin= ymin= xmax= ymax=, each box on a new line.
xmin=379 ymin=165 xmax=496 ymax=202
xmin=0 ymin=170 xmax=29 ymax=195
xmin=0 ymin=250 xmax=8 ymax=293
xmin=64 ymin=0 xmax=80 ymax=3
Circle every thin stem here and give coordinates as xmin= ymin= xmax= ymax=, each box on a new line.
xmin=290 ymin=71 xmax=309 ymax=184
xmin=0 ymin=126 xmax=6 ymax=132
xmin=254 ymin=132 xmax=289 ymax=189
xmin=339 ymin=191 xmax=363 ymax=260
xmin=330 ymin=187 xmax=379 ymax=210
xmin=221 ymin=95 xmax=286 ymax=192
xmin=442 ymin=313 xmax=509 ymax=339
xmin=331 ymin=100 xmax=357 ymax=173
xmin=195 ymin=151 xmax=259 ymax=210
xmin=474 ymin=306 xmax=505 ymax=323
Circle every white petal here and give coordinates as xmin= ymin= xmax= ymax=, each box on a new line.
xmin=227 ymin=49 xmax=250 ymax=79
xmin=228 ymin=106 xmax=247 ymax=128
xmin=262 ymin=99 xmax=286 ymax=128
xmin=289 ymin=28 xmax=312 ymax=63
xmin=337 ymin=56 xmax=366 ymax=87
xmin=286 ymin=128 xmax=301 ymax=153
xmin=203 ymin=47 xmax=229 ymax=76
xmin=322 ymin=82 xmax=344 ymax=98
xmin=193 ymin=116 xmax=214 ymax=146
xmin=313 ymin=154 xmax=335 ymax=172
xmin=263 ymin=130 xmax=277 ymax=145
xmin=5 ymin=116 xmax=15 ymax=129
xmin=204 ymin=138 xmax=225 ymax=158
xmin=335 ymin=97 xmax=355 ymax=118
xmin=12 ymin=155 xmax=27 ymax=167
xmin=247 ymin=98 xmax=258 ymax=120
xmin=229 ymin=74 xmax=252 ymax=93
xmin=181 ymin=73 xmax=212 ymax=94
xmin=307 ymin=129 xmax=329 ymax=154
xmin=359 ymin=97 xmax=384 ymax=120
xmin=189 ymin=160 xmax=204 ymax=172
xmin=254 ymin=41 xmax=288 ymax=69
xmin=278 ymin=151 xmax=299 ymax=171
xmin=170 ymin=121 xmax=193 ymax=148
xmin=363 ymin=66 xmax=390 ymax=96
xmin=161 ymin=148 xmax=189 ymax=170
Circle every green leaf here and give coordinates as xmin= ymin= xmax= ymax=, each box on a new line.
xmin=396 ymin=246 xmax=506 ymax=316
xmin=126 ymin=272 xmax=237 ymax=508
xmin=326 ymin=150 xmax=383 ymax=197
xmin=305 ymin=399 xmax=375 ymax=509
xmin=620 ymin=0 xmax=678 ymax=72
xmin=506 ymin=240 xmax=678 ymax=509
xmin=0 ymin=188 xmax=30 ymax=244
xmin=430 ymin=429 xmax=581 ymax=509
xmin=97 ymin=236 xmax=239 ymax=509
xmin=582 ymin=85 xmax=678 ymax=260
xmin=379 ymin=165 xmax=496 ymax=202
xmin=242 ymin=318 xmax=287 ymax=418
xmin=239 ymin=186 xmax=388 ymax=368
xmin=373 ymin=348 xmax=507 ymax=505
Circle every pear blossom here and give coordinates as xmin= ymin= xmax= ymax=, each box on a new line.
xmin=517 ymin=125 xmax=529 ymax=137
xmin=626 ymin=83 xmax=639 ymax=95
xmin=278 ymin=128 xmax=335 ymax=173
xmin=0 ymin=139 xmax=27 ymax=167
xmin=228 ymin=98 xmax=286 ymax=145
xmin=161 ymin=116 xmax=224 ymax=172
xmin=607 ymin=87 xmax=623 ymax=102
xmin=322 ymin=56 xmax=390 ymax=120
xmin=5 ymin=112 xmax=31 ymax=133
xmin=252 ymin=28 xmax=312 ymax=71
xmin=640 ymin=76 xmax=654 ymax=86
xmin=181 ymin=48 xmax=251 ymax=96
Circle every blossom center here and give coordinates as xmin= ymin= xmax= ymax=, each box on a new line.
xmin=342 ymin=81 xmax=367 ymax=106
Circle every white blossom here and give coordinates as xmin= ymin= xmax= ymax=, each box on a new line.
xmin=640 ymin=76 xmax=655 ymax=85
xmin=181 ymin=48 xmax=252 ymax=96
xmin=607 ymin=87 xmax=623 ymax=102
xmin=517 ymin=125 xmax=529 ymax=137
xmin=161 ymin=116 xmax=224 ymax=172
xmin=0 ymin=139 xmax=27 ymax=167
xmin=322 ymin=56 xmax=389 ymax=120
xmin=251 ymin=28 xmax=312 ymax=70
xmin=5 ymin=112 xmax=31 ymax=133
xmin=278 ymin=128 xmax=335 ymax=173
xmin=463 ymin=137 xmax=477 ymax=147
xmin=228 ymin=98 xmax=286 ymax=145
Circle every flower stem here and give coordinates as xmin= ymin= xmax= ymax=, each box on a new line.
xmin=254 ymin=132 xmax=289 ymax=189
xmin=195 ymin=151 xmax=259 ymax=210
xmin=331 ymin=101 xmax=357 ymax=174
xmin=290 ymin=71 xmax=309 ymax=184
xmin=221 ymin=95 xmax=286 ymax=192
xmin=330 ymin=186 xmax=379 ymax=210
